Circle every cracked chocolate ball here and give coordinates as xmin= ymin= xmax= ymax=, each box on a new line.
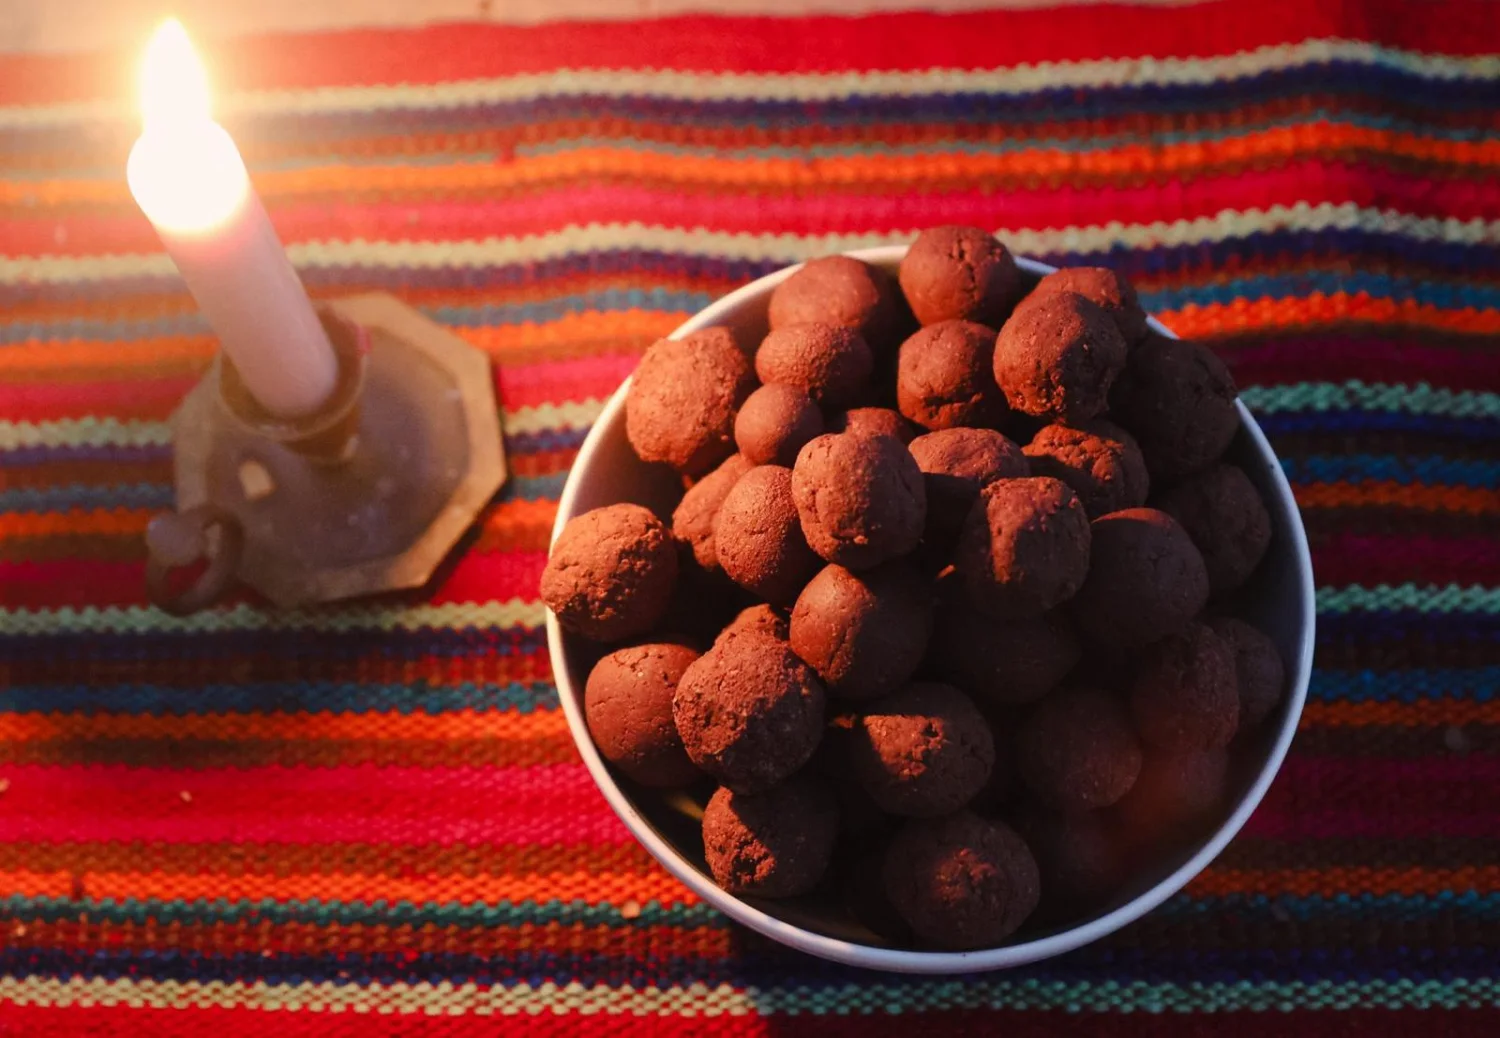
xmin=994 ymin=292 xmax=1128 ymax=425
xmin=585 ymin=642 xmax=703 ymax=787
xmin=715 ymin=465 xmax=822 ymax=606
xmin=673 ymin=631 xmax=826 ymax=793
xmin=672 ymin=453 xmax=755 ymax=571
xmin=734 ymin=384 xmax=824 ymax=466
xmin=542 ymin=503 xmax=678 ymax=642
xmin=1208 ymin=616 xmax=1286 ymax=732
xmin=625 ymin=328 xmax=756 ymax=476
xmin=768 ymin=254 xmax=909 ymax=357
xmin=1070 ymin=508 xmax=1210 ymax=648
xmin=896 ymin=319 xmax=1009 ymax=431
xmin=1022 ymin=420 xmax=1149 ymax=520
xmin=909 ymin=427 xmax=1029 ymax=542
xmin=957 ymin=476 xmax=1091 ymax=619
xmin=883 ymin=811 xmax=1040 ymax=949
xmin=899 ymin=225 xmax=1024 ymax=328
xmin=1017 ymin=685 xmax=1143 ymax=812
xmin=1033 ymin=266 xmax=1149 ymax=345
xmin=755 ymin=323 xmax=874 ymax=408
xmin=1130 ymin=623 xmax=1240 ymax=752
xmin=1110 ymin=334 xmax=1239 ymax=481
xmin=849 ymin=682 xmax=995 ymax=817
xmin=789 ymin=561 xmax=933 ymax=701
xmin=702 ymin=775 xmax=839 ymax=898
xmin=791 ymin=432 xmax=926 ymax=570
xmin=1155 ymin=463 xmax=1272 ymax=596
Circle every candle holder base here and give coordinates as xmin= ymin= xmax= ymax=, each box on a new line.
xmin=153 ymin=293 xmax=506 ymax=612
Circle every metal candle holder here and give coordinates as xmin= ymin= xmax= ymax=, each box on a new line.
xmin=144 ymin=294 xmax=506 ymax=614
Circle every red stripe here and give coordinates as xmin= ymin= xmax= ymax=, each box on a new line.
xmin=0 ymin=763 xmax=625 ymax=845
xmin=0 ymin=376 xmax=201 ymax=423
xmin=1309 ymin=534 xmax=1500 ymax=587
xmin=5 ymin=2 xmax=1497 ymax=104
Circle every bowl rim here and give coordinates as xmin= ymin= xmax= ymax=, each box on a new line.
xmin=547 ymin=245 xmax=1316 ymax=973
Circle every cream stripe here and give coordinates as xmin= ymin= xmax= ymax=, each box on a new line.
xmin=0 ymin=600 xmax=546 ymax=636
xmin=4 ymin=38 xmax=1500 ymax=128
xmin=5 ymin=205 xmax=1499 ymax=284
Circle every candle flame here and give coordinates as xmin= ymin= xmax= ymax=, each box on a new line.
xmin=140 ymin=18 xmax=211 ymax=131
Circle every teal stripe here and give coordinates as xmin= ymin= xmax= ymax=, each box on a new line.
xmin=1309 ymin=666 xmax=1500 ymax=703
xmin=1317 ymin=584 xmax=1500 ymax=614
xmin=1242 ymin=381 xmax=1500 ymax=418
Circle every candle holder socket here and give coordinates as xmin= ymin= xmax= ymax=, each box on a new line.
xmin=147 ymin=294 xmax=506 ymax=613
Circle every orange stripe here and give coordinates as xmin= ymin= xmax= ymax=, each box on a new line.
xmin=1302 ymin=700 xmax=1500 ymax=727
xmin=0 ymin=709 xmax=570 ymax=742
xmin=1189 ymin=865 xmax=1500 ymax=898
xmin=1294 ymin=481 xmax=1500 ymax=515
xmin=0 ymin=509 xmax=154 ymax=538
xmin=5 ymin=125 xmax=1499 ymax=206
xmin=1161 ymin=292 xmax=1500 ymax=337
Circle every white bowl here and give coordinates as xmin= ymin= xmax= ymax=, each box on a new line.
xmin=547 ymin=246 xmax=1315 ymax=973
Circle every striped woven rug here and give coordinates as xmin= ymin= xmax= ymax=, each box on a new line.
xmin=2 ymin=2 xmax=1498 ymax=1032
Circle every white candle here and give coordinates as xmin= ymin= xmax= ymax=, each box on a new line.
xmin=126 ymin=20 xmax=338 ymax=421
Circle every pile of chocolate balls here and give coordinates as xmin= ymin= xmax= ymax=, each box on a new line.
xmin=542 ymin=227 xmax=1286 ymax=950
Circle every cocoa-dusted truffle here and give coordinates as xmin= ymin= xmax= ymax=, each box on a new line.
xmin=768 ymin=254 xmax=907 ymax=356
xmin=896 ymin=320 xmax=1009 ymax=430
xmin=1130 ymin=623 xmax=1240 ymax=752
xmin=715 ymin=465 xmax=821 ymax=606
xmin=1207 ymin=616 xmax=1286 ymax=732
xmin=542 ymin=503 xmax=678 ymax=642
xmin=625 ymin=328 xmax=756 ymax=476
xmin=790 ymin=561 xmax=933 ymax=701
xmin=1017 ymin=685 xmax=1143 ymax=812
xmin=585 ymin=642 xmax=703 ymax=787
xmin=826 ymin=406 xmax=917 ymax=444
xmin=673 ymin=631 xmax=826 ymax=792
xmin=734 ymin=384 xmax=824 ymax=466
xmin=1070 ymin=508 xmax=1209 ymax=647
xmin=672 ymin=453 xmax=754 ymax=571
xmin=1022 ymin=420 xmax=1149 ymax=519
xmin=1110 ymin=335 xmax=1239 ymax=480
xmin=929 ymin=597 xmax=1081 ymax=707
xmin=1111 ymin=747 xmax=1229 ymax=849
xmin=909 ymin=427 xmax=1029 ymax=542
xmin=715 ymin=602 xmax=790 ymax=647
xmin=899 ymin=226 xmax=1024 ymax=327
xmin=1155 ymin=463 xmax=1272 ymax=596
xmin=755 ymin=323 xmax=874 ymax=408
xmin=791 ymin=432 xmax=926 ymax=570
xmin=1033 ymin=266 xmax=1149 ymax=345
xmin=957 ymin=476 xmax=1091 ymax=619
xmin=849 ymin=682 xmax=994 ymax=816
xmin=1016 ymin=807 xmax=1129 ymax=918
xmin=883 ymin=811 xmax=1040 ymax=949
xmin=702 ymin=775 xmax=839 ymax=897
xmin=994 ymin=292 xmax=1127 ymax=424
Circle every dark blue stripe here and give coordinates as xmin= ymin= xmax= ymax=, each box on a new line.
xmin=1259 ymin=412 xmax=1498 ymax=441
xmin=0 ymin=680 xmax=559 ymax=716
xmin=1281 ymin=454 xmax=1500 ymax=489
xmin=1308 ymin=666 xmax=1500 ymax=703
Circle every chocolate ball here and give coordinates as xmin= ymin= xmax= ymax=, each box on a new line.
xmin=1022 ymin=420 xmax=1149 ymax=519
xmin=769 ymin=254 xmax=907 ymax=357
xmin=929 ymin=598 xmax=1081 ymax=707
xmin=715 ymin=465 xmax=822 ymax=606
xmin=791 ymin=432 xmax=926 ymax=570
xmin=755 ymin=323 xmax=874 ymax=408
xmin=1110 ymin=335 xmax=1239 ymax=480
xmin=657 ymin=565 xmax=750 ymax=650
xmin=957 ymin=476 xmax=1091 ymax=619
xmin=715 ymin=603 xmax=790 ymax=647
xmin=896 ymin=320 xmax=1009 ymax=431
xmin=790 ymin=561 xmax=933 ymax=701
xmin=909 ymin=427 xmax=1029 ymax=542
xmin=883 ymin=811 xmax=1040 ymax=949
xmin=672 ymin=453 xmax=754 ymax=571
xmin=1016 ymin=807 xmax=1129 ymax=919
xmin=625 ymin=328 xmax=756 ymax=476
xmin=899 ymin=226 xmax=1024 ymax=327
xmin=1111 ymin=747 xmax=1229 ymax=850
xmin=1070 ymin=508 xmax=1210 ymax=648
xmin=585 ymin=642 xmax=703 ymax=787
xmin=673 ymin=631 xmax=826 ymax=793
xmin=1155 ymin=463 xmax=1272 ymax=596
xmin=1207 ymin=616 xmax=1286 ymax=732
xmin=1033 ymin=266 xmax=1149 ymax=345
xmin=813 ymin=713 xmax=893 ymax=838
xmin=994 ymin=292 xmax=1127 ymax=424
xmin=1130 ymin=623 xmax=1240 ymax=752
xmin=1017 ymin=685 xmax=1143 ymax=812
xmin=542 ymin=503 xmax=678 ymax=642
xmin=702 ymin=775 xmax=839 ymax=898
xmin=827 ymin=406 xmax=917 ymax=444
xmin=850 ymin=682 xmax=995 ymax=817
xmin=734 ymin=384 xmax=823 ymax=466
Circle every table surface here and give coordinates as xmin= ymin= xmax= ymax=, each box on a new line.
xmin=2 ymin=2 xmax=1498 ymax=1033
